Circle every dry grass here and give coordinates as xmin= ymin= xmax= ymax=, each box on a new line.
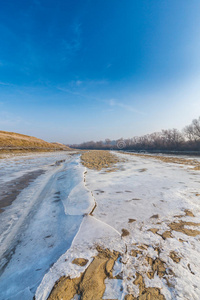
xmin=121 ymin=152 xmax=200 ymax=170
xmin=0 ymin=131 xmax=71 ymax=153
xmin=81 ymin=150 xmax=120 ymax=171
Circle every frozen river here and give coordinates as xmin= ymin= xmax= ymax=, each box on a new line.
xmin=1 ymin=151 xmax=200 ymax=300
xmin=0 ymin=152 xmax=93 ymax=300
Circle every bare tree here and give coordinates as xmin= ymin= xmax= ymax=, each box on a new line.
xmin=161 ymin=129 xmax=184 ymax=149
xmin=72 ymin=116 xmax=199 ymax=151
xmin=184 ymin=117 xmax=200 ymax=141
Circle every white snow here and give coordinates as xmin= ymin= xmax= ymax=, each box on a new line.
xmin=0 ymin=152 xmax=90 ymax=300
xmin=1 ymin=151 xmax=200 ymax=300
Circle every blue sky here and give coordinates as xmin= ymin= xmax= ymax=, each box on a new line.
xmin=0 ymin=0 xmax=200 ymax=143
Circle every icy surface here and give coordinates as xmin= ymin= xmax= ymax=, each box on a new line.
xmin=35 ymin=216 xmax=123 ymax=300
xmin=36 ymin=152 xmax=200 ymax=300
xmin=1 ymin=151 xmax=200 ymax=300
xmin=85 ymin=152 xmax=200 ymax=300
xmin=0 ymin=152 xmax=92 ymax=300
xmin=57 ymin=158 xmax=94 ymax=215
xmin=0 ymin=152 xmax=70 ymax=184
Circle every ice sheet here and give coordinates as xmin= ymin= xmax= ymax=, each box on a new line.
xmin=1 ymin=151 xmax=200 ymax=300
xmin=37 ymin=151 xmax=200 ymax=300
xmin=85 ymin=152 xmax=200 ymax=299
xmin=35 ymin=215 xmax=123 ymax=300
xmin=0 ymin=153 xmax=93 ymax=300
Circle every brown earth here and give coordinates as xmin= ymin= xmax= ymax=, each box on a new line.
xmin=81 ymin=150 xmax=121 ymax=171
xmin=147 ymin=208 xmax=200 ymax=241
xmin=127 ymin=244 xmax=173 ymax=299
xmin=168 ymin=220 xmax=200 ymax=236
xmin=48 ymin=246 xmax=119 ymax=300
xmin=133 ymin=272 xmax=166 ymax=300
xmin=148 ymin=228 xmax=173 ymax=240
xmin=130 ymin=249 xmax=142 ymax=257
xmin=146 ymin=257 xmax=167 ymax=279
xmin=174 ymin=209 xmax=195 ymax=218
xmin=169 ymin=251 xmax=181 ymax=263
xmin=0 ymin=131 xmax=71 ymax=154
xmin=121 ymin=229 xmax=130 ymax=237
xmin=72 ymin=258 xmax=89 ymax=267
xmin=125 ymin=272 xmax=166 ymax=300
xmin=161 ymin=231 xmax=172 ymax=240
xmin=150 ymin=214 xmax=159 ymax=219
xmin=184 ymin=209 xmax=195 ymax=217
xmin=148 ymin=228 xmax=159 ymax=234
xmin=47 ymin=245 xmax=167 ymax=300
xmin=128 ymin=218 xmax=136 ymax=223
xmin=148 ymin=219 xmax=200 ymax=238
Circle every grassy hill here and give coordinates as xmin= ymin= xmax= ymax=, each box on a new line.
xmin=0 ymin=131 xmax=71 ymax=152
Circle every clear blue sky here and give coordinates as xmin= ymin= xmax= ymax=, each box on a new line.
xmin=0 ymin=0 xmax=200 ymax=143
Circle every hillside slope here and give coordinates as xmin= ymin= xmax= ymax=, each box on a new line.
xmin=0 ymin=131 xmax=71 ymax=152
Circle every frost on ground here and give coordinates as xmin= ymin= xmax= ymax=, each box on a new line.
xmin=0 ymin=151 xmax=200 ymax=300
xmin=0 ymin=152 xmax=89 ymax=300
xmin=36 ymin=151 xmax=200 ymax=300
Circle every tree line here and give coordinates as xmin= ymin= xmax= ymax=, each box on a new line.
xmin=70 ymin=116 xmax=200 ymax=152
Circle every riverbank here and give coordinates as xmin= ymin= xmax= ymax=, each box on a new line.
xmin=0 ymin=130 xmax=71 ymax=156
xmin=1 ymin=150 xmax=200 ymax=299
xmin=36 ymin=150 xmax=200 ymax=300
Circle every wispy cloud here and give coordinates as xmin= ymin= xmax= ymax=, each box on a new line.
xmin=56 ymin=78 xmax=108 ymax=95
xmin=70 ymin=79 xmax=108 ymax=87
xmin=56 ymin=86 xmax=84 ymax=97
xmin=108 ymin=99 xmax=145 ymax=115
xmin=0 ymin=111 xmax=23 ymax=126
xmin=76 ymin=80 xmax=82 ymax=86
xmin=87 ymin=79 xmax=108 ymax=85
xmin=0 ymin=81 xmax=10 ymax=86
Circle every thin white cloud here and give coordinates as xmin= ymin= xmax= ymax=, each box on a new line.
xmin=76 ymin=80 xmax=82 ymax=86
xmin=0 ymin=111 xmax=23 ymax=126
xmin=56 ymin=78 xmax=108 ymax=96
xmin=0 ymin=81 xmax=10 ymax=86
xmin=88 ymin=79 xmax=108 ymax=85
xmin=67 ymin=79 xmax=108 ymax=87
xmin=56 ymin=86 xmax=84 ymax=97
xmin=108 ymin=99 xmax=145 ymax=115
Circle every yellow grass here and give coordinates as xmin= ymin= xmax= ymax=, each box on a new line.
xmin=0 ymin=130 xmax=71 ymax=152
xmin=81 ymin=150 xmax=120 ymax=171
xmin=121 ymin=151 xmax=200 ymax=170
